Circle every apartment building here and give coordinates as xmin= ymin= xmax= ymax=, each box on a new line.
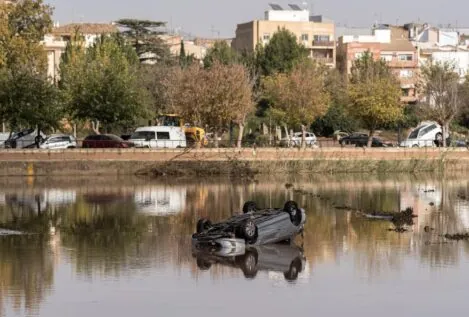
xmin=338 ymin=25 xmax=419 ymax=104
xmin=42 ymin=23 xmax=118 ymax=82
xmin=232 ymin=3 xmax=336 ymax=67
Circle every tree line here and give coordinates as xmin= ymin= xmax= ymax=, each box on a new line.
xmin=1 ymin=0 xmax=469 ymax=148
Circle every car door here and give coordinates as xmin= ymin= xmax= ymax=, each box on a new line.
xmin=156 ymin=131 xmax=171 ymax=148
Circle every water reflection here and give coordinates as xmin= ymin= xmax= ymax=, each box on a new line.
xmin=1 ymin=174 xmax=469 ymax=315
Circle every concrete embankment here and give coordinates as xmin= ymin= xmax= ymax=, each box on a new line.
xmin=0 ymin=147 xmax=468 ymax=176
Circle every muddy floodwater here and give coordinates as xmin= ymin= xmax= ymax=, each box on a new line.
xmin=1 ymin=174 xmax=469 ymax=317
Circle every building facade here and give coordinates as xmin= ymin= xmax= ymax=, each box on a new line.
xmin=42 ymin=23 xmax=118 ymax=82
xmin=232 ymin=4 xmax=336 ymax=67
xmin=338 ymin=25 xmax=419 ymax=104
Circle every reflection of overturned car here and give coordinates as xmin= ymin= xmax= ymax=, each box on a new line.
xmin=193 ymin=243 xmax=307 ymax=281
xmin=192 ymin=201 xmax=306 ymax=249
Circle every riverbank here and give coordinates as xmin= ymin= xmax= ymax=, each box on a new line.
xmin=0 ymin=147 xmax=468 ymax=176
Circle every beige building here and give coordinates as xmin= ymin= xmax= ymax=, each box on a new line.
xmin=232 ymin=4 xmax=335 ymax=67
xmin=42 ymin=23 xmax=118 ymax=83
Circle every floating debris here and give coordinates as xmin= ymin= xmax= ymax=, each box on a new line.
xmin=429 ymin=202 xmax=435 ymax=206
xmin=0 ymin=228 xmax=24 ymax=236
xmin=443 ymin=233 xmax=469 ymax=241
xmin=424 ymin=226 xmax=435 ymax=233
xmin=334 ymin=205 xmax=355 ymax=211
xmin=388 ymin=227 xmax=408 ymax=233
xmin=285 ymin=183 xmax=294 ymax=189
xmin=423 ymin=189 xmax=435 ymax=193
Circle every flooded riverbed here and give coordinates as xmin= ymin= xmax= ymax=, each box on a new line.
xmin=1 ymin=174 xmax=469 ymax=317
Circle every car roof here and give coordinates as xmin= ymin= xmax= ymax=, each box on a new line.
xmin=48 ymin=134 xmax=72 ymax=138
xmin=135 ymin=126 xmax=181 ymax=132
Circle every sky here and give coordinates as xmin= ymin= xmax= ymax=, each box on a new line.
xmin=46 ymin=0 xmax=469 ymax=38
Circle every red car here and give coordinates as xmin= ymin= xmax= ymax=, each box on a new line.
xmin=82 ymin=134 xmax=134 ymax=148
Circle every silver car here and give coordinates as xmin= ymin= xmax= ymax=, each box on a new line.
xmin=192 ymin=201 xmax=306 ymax=254
xmin=39 ymin=134 xmax=77 ymax=149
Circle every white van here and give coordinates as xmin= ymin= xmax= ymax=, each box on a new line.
xmin=400 ymin=121 xmax=449 ymax=148
xmin=130 ymin=126 xmax=187 ymax=149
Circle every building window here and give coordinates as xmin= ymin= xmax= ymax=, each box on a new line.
xmin=301 ymin=34 xmax=309 ymax=42
xmin=314 ymin=35 xmax=330 ymax=42
xmin=263 ymin=33 xmax=270 ymax=41
xmin=402 ymin=88 xmax=410 ymax=96
xmin=381 ymin=54 xmax=393 ymax=62
xmin=400 ymin=69 xmax=413 ymax=78
xmin=398 ymin=54 xmax=413 ymax=61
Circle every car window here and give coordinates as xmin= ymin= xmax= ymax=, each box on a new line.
xmin=59 ymin=136 xmax=71 ymax=142
xmin=408 ymin=127 xmax=423 ymax=139
xmin=85 ymin=135 xmax=98 ymax=141
xmin=48 ymin=137 xmax=60 ymax=143
xmin=157 ymin=132 xmax=170 ymax=140
xmin=131 ymin=131 xmax=156 ymax=140
xmin=420 ymin=124 xmax=437 ymax=136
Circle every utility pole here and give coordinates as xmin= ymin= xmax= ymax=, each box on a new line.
xmin=210 ymin=25 xmax=220 ymax=39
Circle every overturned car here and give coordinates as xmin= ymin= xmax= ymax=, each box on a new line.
xmin=192 ymin=201 xmax=306 ymax=254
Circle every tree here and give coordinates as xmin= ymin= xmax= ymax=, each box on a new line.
xmin=59 ymin=35 xmax=147 ymax=134
xmin=260 ymin=28 xmax=308 ymax=76
xmin=420 ymin=62 xmax=463 ymax=147
xmin=348 ymin=52 xmax=403 ymax=147
xmin=0 ymin=0 xmax=52 ymax=72
xmin=116 ymin=19 xmax=171 ymax=64
xmin=165 ymin=62 xmax=254 ymax=147
xmin=203 ymin=41 xmax=239 ymax=68
xmin=0 ymin=67 xmax=63 ymax=136
xmin=312 ymin=69 xmax=358 ymax=136
xmin=263 ymin=59 xmax=330 ymax=148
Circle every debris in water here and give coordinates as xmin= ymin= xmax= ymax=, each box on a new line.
xmin=285 ymin=183 xmax=294 ymax=189
xmin=429 ymin=202 xmax=435 ymax=206
xmin=443 ymin=233 xmax=469 ymax=241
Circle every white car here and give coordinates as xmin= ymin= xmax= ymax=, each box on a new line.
xmin=282 ymin=132 xmax=317 ymax=147
xmin=39 ymin=134 xmax=77 ymax=149
xmin=400 ymin=121 xmax=448 ymax=148
xmin=130 ymin=126 xmax=187 ymax=149
xmin=3 ymin=128 xmax=46 ymax=148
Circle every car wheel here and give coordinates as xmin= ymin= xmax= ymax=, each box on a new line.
xmin=196 ymin=218 xmax=212 ymax=234
xmin=284 ymin=201 xmax=302 ymax=226
xmin=196 ymin=257 xmax=212 ymax=271
xmin=241 ymin=219 xmax=257 ymax=243
xmin=435 ymin=133 xmax=443 ymax=147
xmin=412 ymin=144 xmax=419 ymax=148
xmin=237 ymin=249 xmax=258 ymax=279
xmin=284 ymin=257 xmax=302 ymax=281
xmin=67 ymin=146 xmax=76 ymax=149
xmin=242 ymin=201 xmax=257 ymax=214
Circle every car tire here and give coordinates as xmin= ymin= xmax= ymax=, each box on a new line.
xmin=196 ymin=218 xmax=212 ymax=234
xmin=284 ymin=257 xmax=302 ymax=281
xmin=412 ymin=144 xmax=419 ymax=148
xmin=196 ymin=257 xmax=212 ymax=271
xmin=284 ymin=201 xmax=302 ymax=226
xmin=435 ymin=133 xmax=443 ymax=147
xmin=241 ymin=219 xmax=257 ymax=243
xmin=237 ymin=248 xmax=258 ymax=279
xmin=242 ymin=201 xmax=257 ymax=214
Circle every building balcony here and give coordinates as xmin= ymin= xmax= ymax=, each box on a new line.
xmin=386 ymin=59 xmax=418 ymax=68
xmin=312 ymin=40 xmax=335 ymax=47
xmin=313 ymin=57 xmax=335 ymax=65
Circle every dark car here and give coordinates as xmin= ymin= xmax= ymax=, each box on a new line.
xmin=192 ymin=243 xmax=307 ymax=281
xmin=192 ymin=201 xmax=306 ymax=253
xmin=339 ymin=133 xmax=391 ymax=147
xmin=82 ymin=134 xmax=134 ymax=148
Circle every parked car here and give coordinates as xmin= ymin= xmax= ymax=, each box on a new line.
xmin=192 ymin=243 xmax=307 ymax=281
xmin=340 ymin=133 xmax=391 ymax=147
xmin=0 ymin=132 xmax=12 ymax=148
xmin=281 ymin=132 xmax=317 ymax=147
xmin=39 ymin=134 xmax=77 ymax=150
xmin=82 ymin=134 xmax=134 ymax=148
xmin=129 ymin=126 xmax=187 ymax=149
xmin=3 ymin=128 xmax=46 ymax=149
xmin=400 ymin=121 xmax=449 ymax=148
xmin=192 ymin=201 xmax=306 ymax=252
